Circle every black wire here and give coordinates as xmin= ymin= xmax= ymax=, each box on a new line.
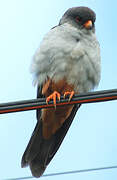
xmin=3 ymin=165 xmax=117 ymax=180
xmin=0 ymin=89 xmax=117 ymax=114
xmin=1 ymin=89 xmax=117 ymax=179
xmin=1 ymin=88 xmax=117 ymax=108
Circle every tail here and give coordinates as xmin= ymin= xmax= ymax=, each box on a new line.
xmin=21 ymin=104 xmax=81 ymax=177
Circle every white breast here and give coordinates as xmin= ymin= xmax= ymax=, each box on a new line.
xmin=31 ymin=23 xmax=101 ymax=93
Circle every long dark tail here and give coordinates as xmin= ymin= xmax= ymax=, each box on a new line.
xmin=21 ymin=104 xmax=81 ymax=177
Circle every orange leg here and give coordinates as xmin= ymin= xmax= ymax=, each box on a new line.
xmin=46 ymin=91 xmax=61 ymax=108
xmin=64 ymin=91 xmax=75 ymax=101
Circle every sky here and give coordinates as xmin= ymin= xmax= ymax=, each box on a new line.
xmin=0 ymin=0 xmax=117 ymax=179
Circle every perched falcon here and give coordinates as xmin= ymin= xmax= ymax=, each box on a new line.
xmin=21 ymin=6 xmax=101 ymax=177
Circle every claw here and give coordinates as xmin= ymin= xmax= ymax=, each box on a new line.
xmin=64 ymin=91 xmax=74 ymax=101
xmin=46 ymin=91 xmax=61 ymax=108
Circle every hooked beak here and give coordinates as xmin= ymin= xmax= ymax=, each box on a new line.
xmin=83 ymin=20 xmax=93 ymax=29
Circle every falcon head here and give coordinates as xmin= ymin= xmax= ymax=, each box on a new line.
xmin=59 ymin=6 xmax=96 ymax=32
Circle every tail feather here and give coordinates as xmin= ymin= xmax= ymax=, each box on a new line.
xmin=21 ymin=104 xmax=81 ymax=177
xmin=21 ymin=121 xmax=42 ymax=168
xmin=21 ymin=119 xmax=52 ymax=177
xmin=30 ymin=159 xmax=46 ymax=177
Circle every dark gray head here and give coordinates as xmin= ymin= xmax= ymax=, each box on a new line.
xmin=59 ymin=7 xmax=96 ymax=31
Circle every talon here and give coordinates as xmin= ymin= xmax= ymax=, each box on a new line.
xmin=64 ymin=91 xmax=74 ymax=101
xmin=46 ymin=91 xmax=61 ymax=108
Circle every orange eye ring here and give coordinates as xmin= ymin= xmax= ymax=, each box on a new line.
xmin=75 ymin=16 xmax=80 ymax=23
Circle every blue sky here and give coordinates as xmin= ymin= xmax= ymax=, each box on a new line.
xmin=0 ymin=0 xmax=117 ymax=179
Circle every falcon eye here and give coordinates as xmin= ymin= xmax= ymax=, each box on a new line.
xmin=75 ymin=16 xmax=81 ymax=23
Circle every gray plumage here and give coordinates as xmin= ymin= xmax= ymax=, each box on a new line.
xmin=31 ymin=6 xmax=100 ymax=93
xmin=22 ymin=6 xmax=101 ymax=178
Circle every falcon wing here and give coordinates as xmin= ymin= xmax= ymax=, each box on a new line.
xmin=21 ymin=85 xmax=81 ymax=177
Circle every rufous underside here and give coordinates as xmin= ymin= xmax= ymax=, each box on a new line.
xmin=41 ymin=78 xmax=75 ymax=139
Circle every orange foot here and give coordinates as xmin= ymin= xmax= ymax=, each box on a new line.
xmin=64 ymin=91 xmax=75 ymax=101
xmin=46 ymin=91 xmax=61 ymax=108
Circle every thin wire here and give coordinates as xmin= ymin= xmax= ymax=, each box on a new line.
xmin=0 ymin=89 xmax=117 ymax=114
xmin=3 ymin=165 xmax=117 ymax=180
